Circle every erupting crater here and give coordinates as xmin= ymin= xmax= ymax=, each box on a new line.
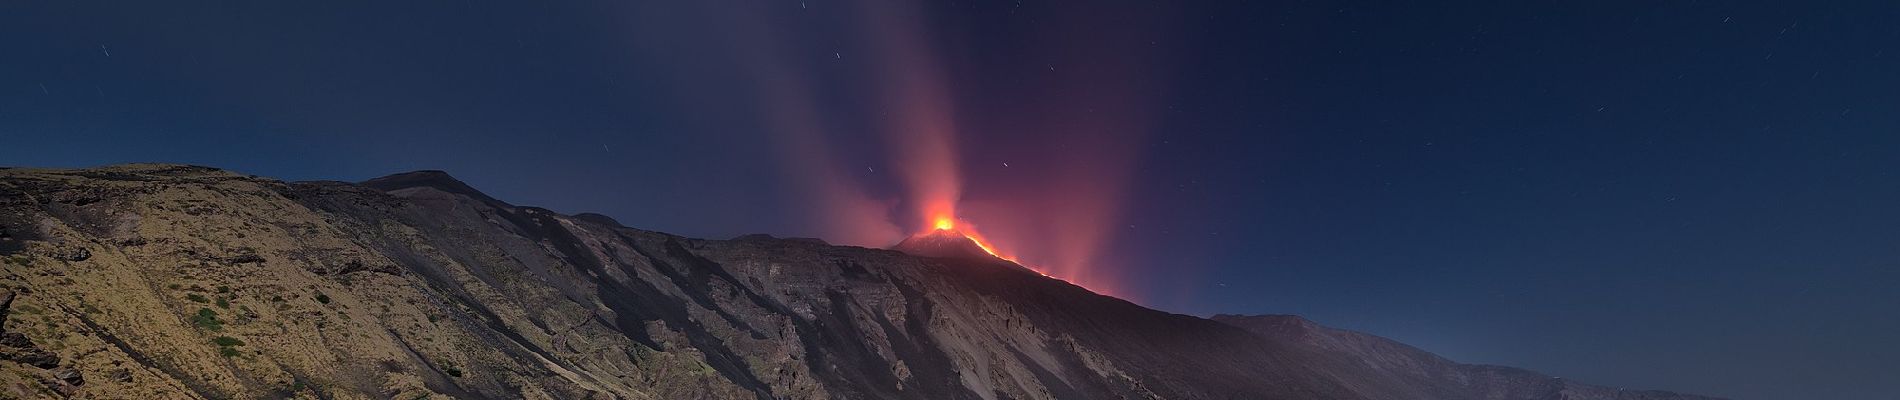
xmin=891 ymin=227 xmax=993 ymax=261
xmin=892 ymin=217 xmax=1052 ymax=277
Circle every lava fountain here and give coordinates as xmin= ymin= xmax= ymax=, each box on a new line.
xmin=841 ymin=0 xmax=1163 ymax=299
xmin=850 ymin=3 xmax=1045 ymax=273
xmin=634 ymin=0 xmax=1166 ymax=301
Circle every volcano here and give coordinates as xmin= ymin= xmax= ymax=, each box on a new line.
xmin=891 ymin=228 xmax=1001 ymax=261
xmin=0 ymin=164 xmax=1721 ymax=400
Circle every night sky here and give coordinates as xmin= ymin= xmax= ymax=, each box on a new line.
xmin=5 ymin=2 xmax=1898 ymax=399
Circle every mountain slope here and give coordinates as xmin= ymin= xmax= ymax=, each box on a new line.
xmin=1212 ymin=315 xmax=1721 ymax=400
xmin=0 ymin=164 xmax=1717 ymax=399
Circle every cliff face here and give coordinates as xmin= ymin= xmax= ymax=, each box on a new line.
xmin=0 ymin=164 xmax=1717 ymax=400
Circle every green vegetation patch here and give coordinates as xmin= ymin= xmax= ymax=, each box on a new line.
xmin=191 ymin=308 xmax=224 ymax=332
xmin=211 ymin=336 xmax=245 ymax=347
xmin=186 ymin=293 xmax=209 ymax=303
xmin=314 ymin=293 xmax=331 ymax=304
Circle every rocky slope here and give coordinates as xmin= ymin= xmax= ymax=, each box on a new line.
xmin=0 ymin=164 xmax=1719 ymax=399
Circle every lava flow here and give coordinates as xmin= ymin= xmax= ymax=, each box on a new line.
xmin=929 ymin=217 xmax=1012 ymax=262
xmin=892 ymin=214 xmax=1053 ymax=279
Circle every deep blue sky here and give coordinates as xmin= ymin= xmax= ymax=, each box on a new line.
xmin=5 ymin=2 xmax=1898 ymax=399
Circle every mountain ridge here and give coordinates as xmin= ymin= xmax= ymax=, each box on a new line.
xmin=0 ymin=164 xmax=1720 ymax=399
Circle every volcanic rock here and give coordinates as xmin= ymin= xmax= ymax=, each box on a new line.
xmin=0 ymin=164 xmax=1720 ymax=399
xmin=0 ymin=333 xmax=60 ymax=369
xmin=0 ymin=290 xmax=12 ymax=327
xmin=107 ymin=368 xmax=133 ymax=383
xmin=52 ymin=367 xmax=82 ymax=385
xmin=0 ymin=290 xmax=67 ymax=375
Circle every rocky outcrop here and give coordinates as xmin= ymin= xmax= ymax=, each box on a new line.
xmin=0 ymin=164 xmax=1717 ymax=399
xmin=1 ymin=289 xmax=84 ymax=397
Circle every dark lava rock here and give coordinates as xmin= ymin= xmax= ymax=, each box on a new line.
xmin=0 ymin=290 xmax=12 ymax=329
xmin=0 ymin=334 xmax=61 ymax=369
xmin=107 ymin=368 xmax=133 ymax=383
xmin=53 ymin=368 xmax=82 ymax=385
xmin=223 ymin=249 xmax=266 ymax=264
xmin=0 ymin=333 xmax=28 ymax=348
xmin=51 ymin=247 xmax=89 ymax=262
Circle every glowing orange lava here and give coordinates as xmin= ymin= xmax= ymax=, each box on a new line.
xmin=921 ymin=214 xmax=1053 ymax=278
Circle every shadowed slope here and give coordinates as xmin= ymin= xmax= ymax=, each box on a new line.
xmin=1213 ymin=315 xmax=1726 ymax=400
